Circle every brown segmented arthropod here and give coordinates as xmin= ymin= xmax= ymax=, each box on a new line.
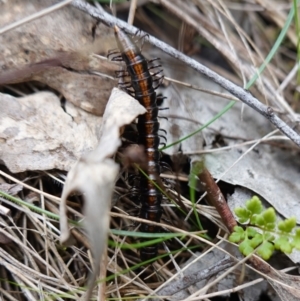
xmin=113 ymin=25 xmax=165 ymax=261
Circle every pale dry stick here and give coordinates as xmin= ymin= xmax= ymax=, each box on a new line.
xmin=181 ymin=187 xmax=221 ymax=229
xmin=163 ymin=75 xmax=240 ymax=101
xmin=39 ymin=178 xmax=50 ymax=276
xmin=216 ymin=0 xmax=280 ymax=91
xmin=0 ymin=170 xmax=83 ymax=218
xmin=182 ymin=251 xmax=255 ymax=301
xmin=0 ymin=170 xmax=60 ymax=203
xmin=48 ymin=236 xmax=79 ymax=286
xmin=28 ymin=212 xmax=79 ymax=287
xmin=111 ymin=212 xmax=236 ymax=259
xmin=96 ymin=255 xmax=109 ymax=301
xmin=201 ymin=0 xmax=269 ymax=64
xmin=0 ymin=0 xmax=74 ymax=35
xmin=277 ymin=61 xmax=299 ymax=94
xmin=106 ymin=267 xmax=146 ymax=294
xmin=162 ymin=0 xmax=297 ymax=119
xmin=225 ymin=2 xmax=290 ymax=11
xmin=113 ymin=274 xmax=122 ymax=301
xmin=127 ymin=0 xmax=138 ymax=25
xmin=169 ymin=190 xmax=225 ymax=229
xmin=109 ymin=229 xmax=139 ymax=269
xmin=168 ymin=0 xmax=248 ymax=76
xmin=191 ymin=131 xmax=279 ymax=234
xmin=215 ymin=5 xmax=251 ymax=120
xmin=171 ymin=0 xmax=266 ymax=84
xmin=37 ymin=282 xmax=43 ymax=301
xmin=19 ymin=214 xmax=29 ymax=272
xmin=10 ymin=273 xmax=38 ymax=301
xmin=72 ymin=0 xmax=300 ymax=147
xmin=215 ymin=129 xmax=279 ymax=185
xmin=0 ymin=227 xmax=73 ymax=287
xmin=4 ymin=85 xmax=26 ymax=97
xmin=1 ymin=216 xmax=40 ymax=277
xmin=208 ymin=0 xmax=291 ymax=91
xmin=173 ymin=236 xmax=197 ymax=259
xmin=7 ymin=216 xmax=41 ymax=273
xmin=215 ymin=1 xmax=273 ymax=118
xmin=255 ymin=0 xmax=297 ymax=46
xmin=0 ymin=287 xmax=19 ymax=301
xmin=0 ymin=231 xmax=54 ymax=284
xmin=18 ymin=212 xmax=70 ymax=284
xmin=280 ymin=265 xmax=300 ymax=273
xmin=213 ymin=4 xmax=247 ymax=87
xmin=1 ymin=197 xmax=60 ymax=237
xmin=163 ymin=243 xmax=182 ymax=275
xmin=187 ymin=278 xmax=264 ymax=301
xmin=108 ymin=257 xmax=154 ymax=296
xmin=160 ymin=173 xmax=189 ymax=182
xmin=184 ymin=135 xmax=290 ymax=155
xmin=160 ymin=187 xmax=224 ymax=230
xmin=83 ymin=250 xmax=97 ymax=301
xmin=184 ymin=0 xmax=296 ymax=117
xmin=0 ymin=247 xmax=72 ymax=289
xmin=44 ymin=171 xmax=65 ymax=185
xmin=157 ymin=257 xmax=233 ymax=298
xmin=262 ymin=77 xmax=297 ymax=119
xmin=150 ymin=236 xmax=196 ymax=280
xmin=149 ymin=237 xmax=232 ymax=299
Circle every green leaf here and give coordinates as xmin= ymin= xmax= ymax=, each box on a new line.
xmin=278 ymin=217 xmax=296 ymax=233
xmin=265 ymin=232 xmax=275 ymax=242
xmin=246 ymin=196 xmax=263 ymax=214
xmin=239 ymin=217 xmax=251 ymax=223
xmin=257 ymin=241 xmax=274 ymax=260
xmin=285 ymin=217 xmax=296 ymax=232
xmin=274 ymin=236 xmax=293 ymax=253
xmin=239 ymin=239 xmax=254 ymax=256
xmin=234 ymin=225 xmax=245 ymax=234
xmin=292 ymin=228 xmax=300 ymax=249
xmin=229 ymin=232 xmax=243 ymax=243
xmin=265 ymin=223 xmax=276 ymax=230
xmin=282 ymin=243 xmax=293 ymax=254
xmin=247 ymin=227 xmax=258 ymax=237
xmin=250 ymin=215 xmax=258 ymax=224
xmin=262 ymin=208 xmax=276 ymax=224
xmin=229 ymin=226 xmax=245 ymax=243
xmin=234 ymin=207 xmax=251 ymax=221
xmin=231 ymin=196 xmax=299 ymax=260
xmin=249 ymin=233 xmax=263 ymax=248
xmin=278 ymin=221 xmax=285 ymax=231
xmin=254 ymin=215 xmax=265 ymax=226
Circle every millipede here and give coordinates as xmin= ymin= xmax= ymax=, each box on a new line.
xmin=112 ymin=25 xmax=164 ymax=261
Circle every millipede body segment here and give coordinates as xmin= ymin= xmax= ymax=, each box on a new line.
xmin=114 ymin=25 xmax=162 ymax=261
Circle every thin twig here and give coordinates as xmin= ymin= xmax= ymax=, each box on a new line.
xmin=157 ymin=256 xmax=233 ymax=296
xmin=71 ymin=0 xmax=300 ymax=148
xmin=196 ymin=165 xmax=237 ymax=232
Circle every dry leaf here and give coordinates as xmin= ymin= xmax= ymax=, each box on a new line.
xmin=262 ymin=264 xmax=300 ymax=301
xmin=0 ymin=0 xmax=118 ymax=115
xmin=0 ymin=183 xmax=23 ymax=196
xmin=59 ymin=88 xmax=146 ymax=299
xmin=0 ymin=91 xmax=102 ymax=172
xmin=158 ymin=52 xmax=300 ymax=227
